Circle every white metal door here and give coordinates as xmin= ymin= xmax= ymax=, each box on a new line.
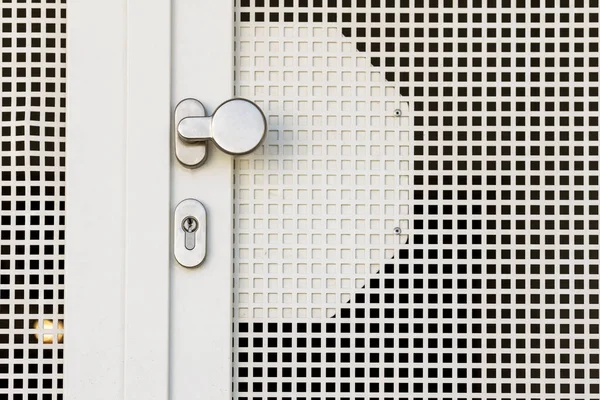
xmin=63 ymin=0 xmax=600 ymax=399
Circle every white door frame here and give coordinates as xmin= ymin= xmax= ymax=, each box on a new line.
xmin=66 ymin=0 xmax=232 ymax=398
xmin=170 ymin=0 xmax=233 ymax=398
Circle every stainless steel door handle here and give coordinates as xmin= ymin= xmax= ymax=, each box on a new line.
xmin=174 ymin=98 xmax=267 ymax=168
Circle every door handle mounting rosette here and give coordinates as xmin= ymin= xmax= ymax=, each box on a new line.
xmin=174 ymin=98 xmax=267 ymax=168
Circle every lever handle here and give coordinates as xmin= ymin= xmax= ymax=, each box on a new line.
xmin=174 ymin=98 xmax=267 ymax=168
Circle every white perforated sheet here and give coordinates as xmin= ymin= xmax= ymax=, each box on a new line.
xmin=234 ymin=1 xmax=600 ymax=399
xmin=233 ymin=17 xmax=410 ymax=398
xmin=0 ymin=1 xmax=66 ymax=399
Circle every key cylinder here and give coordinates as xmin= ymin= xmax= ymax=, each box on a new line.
xmin=182 ymin=216 xmax=199 ymax=250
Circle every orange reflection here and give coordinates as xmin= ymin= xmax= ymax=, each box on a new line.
xmin=32 ymin=319 xmax=64 ymax=344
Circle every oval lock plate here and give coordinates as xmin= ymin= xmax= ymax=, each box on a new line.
xmin=174 ymin=199 xmax=207 ymax=268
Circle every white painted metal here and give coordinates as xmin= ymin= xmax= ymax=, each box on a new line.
xmin=66 ymin=0 xmax=170 ymax=398
xmin=123 ymin=0 xmax=171 ymax=397
xmin=66 ymin=1 xmax=127 ymax=397
xmin=170 ymin=0 xmax=234 ymax=398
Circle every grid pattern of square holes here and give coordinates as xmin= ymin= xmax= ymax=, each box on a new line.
xmin=233 ymin=20 xmax=410 ymax=398
xmin=0 ymin=1 xmax=66 ymax=399
xmin=237 ymin=0 xmax=600 ymax=398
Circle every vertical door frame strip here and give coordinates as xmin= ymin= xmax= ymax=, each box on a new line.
xmin=66 ymin=0 xmax=171 ymax=398
xmin=169 ymin=0 xmax=234 ymax=397
xmin=124 ymin=0 xmax=171 ymax=398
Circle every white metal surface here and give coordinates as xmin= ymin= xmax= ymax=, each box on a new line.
xmin=170 ymin=0 xmax=234 ymax=398
xmin=66 ymin=0 xmax=126 ymax=397
xmin=67 ymin=0 xmax=170 ymax=398
xmin=123 ymin=0 xmax=171 ymax=397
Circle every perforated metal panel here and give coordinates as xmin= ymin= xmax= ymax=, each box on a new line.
xmin=0 ymin=1 xmax=66 ymax=398
xmin=233 ymin=8 xmax=411 ymax=398
xmin=234 ymin=1 xmax=600 ymax=399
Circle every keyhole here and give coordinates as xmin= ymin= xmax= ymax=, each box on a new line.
xmin=182 ymin=216 xmax=198 ymax=233
xmin=182 ymin=217 xmax=199 ymax=250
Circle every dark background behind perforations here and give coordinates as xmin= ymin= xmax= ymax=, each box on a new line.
xmin=236 ymin=0 xmax=600 ymax=398
xmin=0 ymin=1 xmax=66 ymax=399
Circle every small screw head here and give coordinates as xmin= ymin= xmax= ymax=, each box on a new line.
xmin=393 ymin=227 xmax=402 ymax=235
xmin=393 ymin=109 xmax=402 ymax=117
xmin=182 ymin=216 xmax=199 ymax=233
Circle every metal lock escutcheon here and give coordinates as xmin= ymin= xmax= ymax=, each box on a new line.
xmin=174 ymin=199 xmax=206 ymax=268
